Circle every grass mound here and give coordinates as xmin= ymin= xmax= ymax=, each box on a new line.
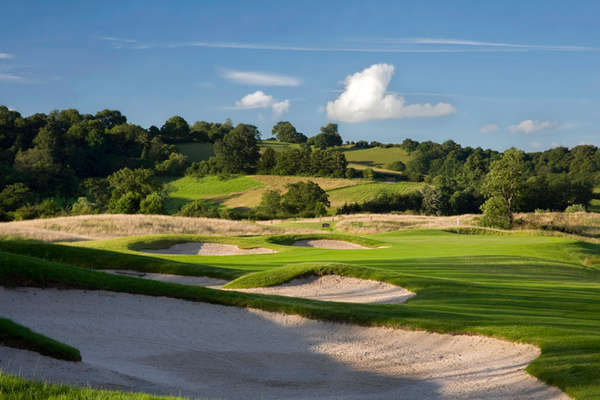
xmin=0 ymin=318 xmax=81 ymax=362
xmin=224 ymin=262 xmax=389 ymax=289
xmin=265 ymin=233 xmax=383 ymax=248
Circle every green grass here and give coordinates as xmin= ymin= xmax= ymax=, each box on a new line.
xmin=0 ymin=318 xmax=81 ymax=362
xmin=0 ymin=373 xmax=190 ymax=399
xmin=2 ymin=230 xmax=600 ymax=398
xmin=327 ymin=181 xmax=425 ymax=207
xmin=343 ymin=146 xmax=411 ymax=169
xmin=259 ymin=140 xmax=301 ymax=152
xmin=162 ymin=175 xmax=263 ymax=213
xmin=174 ymin=142 xmax=214 ymax=162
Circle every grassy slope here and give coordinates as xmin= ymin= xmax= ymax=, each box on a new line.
xmin=2 ymin=231 xmax=600 ymax=398
xmin=327 ymin=181 xmax=425 ymax=207
xmin=343 ymin=146 xmax=411 ymax=175
xmin=0 ymin=373 xmax=191 ymax=399
xmin=0 ymin=318 xmax=81 ymax=361
xmin=163 ymin=175 xmax=263 ymax=213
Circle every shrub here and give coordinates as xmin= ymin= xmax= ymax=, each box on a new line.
xmin=70 ymin=197 xmax=97 ymax=215
xmin=177 ymin=200 xmax=220 ymax=218
xmin=362 ymin=168 xmax=375 ymax=180
xmin=0 ymin=183 xmax=33 ymax=211
xmin=565 ymin=204 xmax=586 ymax=213
xmin=111 ymin=192 xmax=140 ymax=214
xmin=480 ymin=196 xmax=512 ymax=229
xmin=139 ymin=192 xmax=165 ymax=214
xmin=386 ymin=161 xmax=406 ymax=172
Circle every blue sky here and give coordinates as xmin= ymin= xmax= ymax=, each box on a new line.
xmin=1 ymin=0 xmax=599 ymax=151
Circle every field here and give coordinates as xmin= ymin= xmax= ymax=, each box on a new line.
xmin=1 ymin=225 xmax=599 ymax=398
xmin=342 ymin=146 xmax=411 ymax=175
xmin=327 ymin=181 xmax=425 ymax=208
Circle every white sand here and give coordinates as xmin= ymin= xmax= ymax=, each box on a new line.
xmin=99 ymin=270 xmax=228 ymax=288
xmin=293 ymin=239 xmax=369 ymax=249
xmin=233 ymin=275 xmax=415 ymax=304
xmin=140 ymin=242 xmax=276 ymax=256
xmin=97 ymin=271 xmax=413 ymax=304
xmin=0 ymin=287 xmax=569 ymax=400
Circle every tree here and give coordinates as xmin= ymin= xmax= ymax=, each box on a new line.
xmin=0 ymin=183 xmax=33 ymax=211
xmin=272 ymin=121 xmax=306 ymax=143
xmin=257 ymin=147 xmax=277 ymax=174
xmin=107 ymin=168 xmax=160 ymax=212
xmin=480 ymin=196 xmax=511 ymax=229
xmin=213 ymin=124 xmax=260 ymax=173
xmin=308 ymin=123 xmax=343 ymax=149
xmin=481 ymin=148 xmax=526 ymax=226
xmin=257 ymin=190 xmax=282 ymax=218
xmin=71 ymin=197 xmax=97 ymax=215
xmin=160 ymin=116 xmax=190 ymax=142
xmin=281 ymin=181 xmax=330 ymax=217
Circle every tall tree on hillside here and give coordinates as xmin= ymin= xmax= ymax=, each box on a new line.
xmin=214 ymin=124 xmax=260 ymax=173
xmin=481 ymin=148 xmax=526 ymax=227
xmin=272 ymin=121 xmax=307 ymax=143
xmin=161 ymin=116 xmax=190 ymax=142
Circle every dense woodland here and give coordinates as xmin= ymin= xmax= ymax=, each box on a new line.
xmin=0 ymin=105 xmax=598 ymax=224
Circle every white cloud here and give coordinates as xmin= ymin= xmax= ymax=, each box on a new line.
xmin=375 ymin=38 xmax=594 ymax=51
xmin=480 ymin=123 xmax=499 ymax=133
xmin=235 ymin=90 xmax=276 ymax=109
xmin=222 ymin=69 xmax=300 ymax=86
xmin=234 ymin=90 xmax=290 ymax=116
xmin=508 ymin=120 xmax=560 ymax=134
xmin=0 ymin=53 xmax=13 ymax=59
xmin=272 ymin=100 xmax=290 ymax=117
xmin=326 ymin=63 xmax=455 ymax=122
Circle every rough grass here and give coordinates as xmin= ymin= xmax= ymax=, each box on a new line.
xmin=0 ymin=214 xmax=284 ymax=242
xmin=2 ymin=229 xmax=600 ymax=398
xmin=327 ymin=181 xmax=425 ymax=208
xmin=0 ymin=373 xmax=190 ymax=399
xmin=515 ymin=212 xmax=600 ymax=239
xmin=174 ymin=142 xmax=214 ymax=162
xmin=0 ymin=318 xmax=81 ymax=362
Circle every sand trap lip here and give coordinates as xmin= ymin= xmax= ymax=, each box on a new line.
xmin=140 ymin=242 xmax=276 ymax=256
xmin=233 ymin=275 xmax=415 ymax=304
xmin=293 ymin=239 xmax=370 ymax=249
xmin=0 ymin=287 xmax=569 ymax=400
xmin=98 ymin=271 xmax=413 ymax=304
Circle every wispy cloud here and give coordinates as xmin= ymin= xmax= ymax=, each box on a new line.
xmin=508 ymin=120 xmax=560 ymax=134
xmin=96 ymin=36 xmax=137 ymax=43
xmin=222 ymin=69 xmax=300 ymax=86
xmin=354 ymin=37 xmax=598 ymax=52
xmin=0 ymin=72 xmax=26 ymax=82
xmin=0 ymin=53 xmax=14 ymax=59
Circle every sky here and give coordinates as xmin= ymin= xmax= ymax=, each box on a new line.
xmin=1 ymin=0 xmax=600 ymax=151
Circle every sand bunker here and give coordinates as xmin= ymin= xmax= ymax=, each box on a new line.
xmin=141 ymin=242 xmax=276 ymax=256
xmin=293 ymin=239 xmax=369 ymax=249
xmin=235 ymin=275 xmax=415 ymax=304
xmin=0 ymin=287 xmax=569 ymax=399
xmin=99 ymin=270 xmax=227 ymax=288
xmin=98 ymin=271 xmax=413 ymax=304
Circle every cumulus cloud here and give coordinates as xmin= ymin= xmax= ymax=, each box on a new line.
xmin=508 ymin=120 xmax=560 ymax=134
xmin=326 ymin=64 xmax=455 ymax=122
xmin=480 ymin=123 xmax=499 ymax=133
xmin=272 ymin=100 xmax=290 ymax=117
xmin=223 ymin=69 xmax=300 ymax=86
xmin=234 ymin=90 xmax=290 ymax=117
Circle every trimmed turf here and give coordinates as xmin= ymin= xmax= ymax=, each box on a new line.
xmin=0 ymin=373 xmax=190 ymax=399
xmin=1 ymin=230 xmax=600 ymax=398
xmin=0 ymin=318 xmax=81 ymax=362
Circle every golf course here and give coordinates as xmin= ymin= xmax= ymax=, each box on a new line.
xmin=1 ymin=217 xmax=599 ymax=399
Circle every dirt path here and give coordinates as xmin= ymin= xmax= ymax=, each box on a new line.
xmin=0 ymin=287 xmax=569 ymax=400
